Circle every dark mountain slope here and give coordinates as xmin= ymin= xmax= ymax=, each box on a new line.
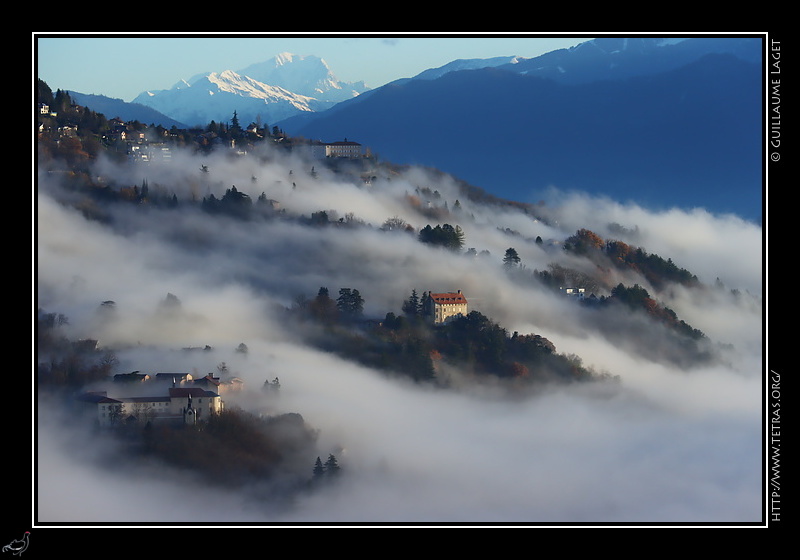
xmin=289 ymin=53 xmax=762 ymax=221
xmin=67 ymin=92 xmax=189 ymax=129
xmin=502 ymin=36 xmax=762 ymax=85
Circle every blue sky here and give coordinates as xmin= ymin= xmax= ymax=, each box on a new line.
xmin=35 ymin=33 xmax=594 ymax=102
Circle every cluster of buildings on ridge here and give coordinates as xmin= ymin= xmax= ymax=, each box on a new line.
xmin=38 ymin=104 xmax=369 ymax=164
xmin=105 ymin=115 xmax=369 ymax=164
xmin=76 ymin=371 xmax=241 ymax=428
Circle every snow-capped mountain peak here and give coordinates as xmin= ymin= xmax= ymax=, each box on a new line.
xmin=203 ymin=70 xmax=313 ymax=102
xmin=131 ymin=52 xmax=370 ymax=128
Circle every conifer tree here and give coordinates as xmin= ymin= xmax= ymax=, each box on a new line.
xmin=402 ymin=289 xmax=420 ymax=316
xmin=313 ymin=456 xmax=325 ymax=480
xmin=503 ymin=247 xmax=521 ymax=268
xmin=337 ymin=288 xmax=364 ymax=320
xmin=419 ymin=291 xmax=429 ymax=316
xmin=324 ymin=454 xmax=341 ymax=477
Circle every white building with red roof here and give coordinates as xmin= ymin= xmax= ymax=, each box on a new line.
xmin=426 ymin=290 xmax=468 ymax=325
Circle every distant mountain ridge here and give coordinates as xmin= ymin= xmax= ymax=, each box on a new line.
xmin=282 ymin=36 xmax=763 ymax=222
xmin=496 ymin=36 xmax=761 ymax=84
xmin=411 ymin=55 xmax=523 ymax=81
xmin=67 ymin=92 xmax=189 ymax=129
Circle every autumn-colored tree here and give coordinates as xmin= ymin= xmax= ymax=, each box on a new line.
xmin=507 ymin=361 xmax=530 ymax=378
xmin=58 ymin=137 xmax=91 ymax=167
xmin=564 ymin=228 xmax=605 ymax=255
xmin=605 ymin=240 xmax=633 ymax=264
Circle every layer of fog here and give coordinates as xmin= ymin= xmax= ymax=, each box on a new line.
xmin=35 ymin=144 xmax=763 ymax=524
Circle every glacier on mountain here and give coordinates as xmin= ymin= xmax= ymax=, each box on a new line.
xmin=238 ymin=52 xmax=369 ymax=102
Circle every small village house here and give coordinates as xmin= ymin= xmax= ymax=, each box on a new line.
xmin=559 ymin=287 xmax=586 ymax=300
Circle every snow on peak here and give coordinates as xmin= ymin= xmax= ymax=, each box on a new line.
xmin=216 ymin=69 xmax=241 ymax=81
xmin=274 ymin=52 xmax=298 ymax=65
xmin=205 ymin=70 xmax=313 ymax=102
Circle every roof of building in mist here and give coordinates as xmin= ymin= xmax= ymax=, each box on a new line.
xmin=168 ymin=387 xmax=220 ymax=398
xmin=430 ymin=291 xmax=467 ymax=305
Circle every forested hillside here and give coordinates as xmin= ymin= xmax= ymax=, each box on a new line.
xmin=36 ymin=77 xmax=762 ymax=524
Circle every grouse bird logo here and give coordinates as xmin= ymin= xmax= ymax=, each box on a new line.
xmin=2 ymin=532 xmax=29 ymax=556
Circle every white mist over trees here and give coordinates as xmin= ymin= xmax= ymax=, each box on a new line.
xmin=36 ymin=140 xmax=762 ymax=525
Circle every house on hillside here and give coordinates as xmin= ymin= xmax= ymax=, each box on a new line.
xmin=325 ymin=139 xmax=363 ymax=158
xmin=192 ymin=373 xmax=220 ymax=393
xmin=426 ymin=290 xmax=469 ymax=325
xmin=559 ymin=287 xmax=586 ymax=300
xmin=39 ymin=103 xmax=57 ymax=117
